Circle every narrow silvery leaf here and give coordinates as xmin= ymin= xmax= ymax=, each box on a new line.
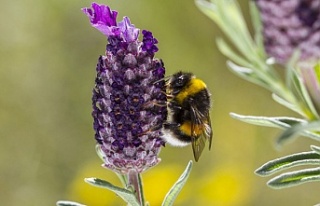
xmin=300 ymin=62 xmax=320 ymax=116
xmin=290 ymin=69 xmax=319 ymax=119
xmin=249 ymin=1 xmax=265 ymax=59
xmin=230 ymin=113 xmax=305 ymax=129
xmin=85 ymin=178 xmax=140 ymax=206
xmin=215 ymin=0 xmax=249 ymax=37
xmin=162 ymin=161 xmax=193 ymax=206
xmin=95 ymin=144 xmax=105 ymax=162
xmin=227 ymin=60 xmax=253 ymax=74
xmin=195 ymin=0 xmax=219 ymax=26
xmin=227 ymin=61 xmax=270 ymax=89
xmin=196 ymin=0 xmax=257 ymax=63
xmin=56 ymin=201 xmax=86 ymax=206
xmin=272 ymin=93 xmax=305 ymax=117
xmin=216 ymin=38 xmax=253 ymax=68
xmin=267 ymin=167 xmax=320 ymax=189
xmin=230 ymin=113 xmax=320 ymax=143
xmin=285 ymin=50 xmax=300 ymax=91
xmin=255 ymin=151 xmax=320 ymax=176
xmin=115 ymin=172 xmax=128 ymax=188
xmin=215 ymin=0 xmax=256 ymax=61
xmin=311 ymin=145 xmax=320 ymax=155
xmin=277 ymin=121 xmax=320 ymax=146
xmin=266 ymin=58 xmax=275 ymax=65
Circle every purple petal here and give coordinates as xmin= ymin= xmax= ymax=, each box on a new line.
xmin=141 ymin=30 xmax=159 ymax=55
xmin=118 ymin=17 xmax=140 ymax=42
xmin=82 ymin=3 xmax=119 ymax=37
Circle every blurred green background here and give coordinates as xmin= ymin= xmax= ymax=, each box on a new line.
xmin=1 ymin=0 xmax=320 ymax=205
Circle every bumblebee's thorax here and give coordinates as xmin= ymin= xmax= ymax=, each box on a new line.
xmin=174 ymin=78 xmax=207 ymax=104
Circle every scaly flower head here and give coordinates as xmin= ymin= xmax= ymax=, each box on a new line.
xmin=82 ymin=3 xmax=167 ymax=174
xmin=255 ymin=0 xmax=320 ymax=64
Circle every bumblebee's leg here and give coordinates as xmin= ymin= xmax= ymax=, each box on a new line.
xmin=150 ymin=123 xmax=163 ymax=131
xmin=168 ymin=101 xmax=182 ymax=110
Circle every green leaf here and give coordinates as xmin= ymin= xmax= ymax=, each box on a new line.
xmin=161 ymin=161 xmax=193 ymax=206
xmin=115 ymin=172 xmax=128 ymax=189
xmin=272 ymin=93 xmax=305 ymax=116
xmin=226 ymin=60 xmax=253 ymax=78
xmin=285 ymin=50 xmax=300 ymax=89
xmin=311 ymin=145 xmax=320 ymax=155
xmin=195 ymin=0 xmax=257 ymax=64
xmin=216 ymin=38 xmax=252 ymax=69
xmin=267 ymin=167 xmax=320 ymax=189
xmin=290 ymin=68 xmax=319 ymax=119
xmin=95 ymin=144 xmax=105 ymax=162
xmin=56 ymin=201 xmax=86 ymax=206
xmin=249 ymin=0 xmax=265 ymax=59
xmin=230 ymin=113 xmax=320 ymax=145
xmin=276 ymin=121 xmax=320 ymax=146
xmin=230 ymin=113 xmax=305 ymax=129
xmin=85 ymin=178 xmax=140 ymax=206
xmin=315 ymin=62 xmax=320 ymax=82
xmin=255 ymin=151 xmax=320 ymax=176
xmin=227 ymin=61 xmax=271 ymax=89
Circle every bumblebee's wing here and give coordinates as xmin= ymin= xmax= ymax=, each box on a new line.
xmin=190 ymin=105 xmax=211 ymax=162
xmin=191 ymin=126 xmax=206 ymax=162
xmin=203 ymin=114 xmax=213 ymax=150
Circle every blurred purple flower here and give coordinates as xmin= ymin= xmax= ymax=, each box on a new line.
xmin=255 ymin=0 xmax=320 ymax=64
xmin=82 ymin=3 xmax=166 ymax=173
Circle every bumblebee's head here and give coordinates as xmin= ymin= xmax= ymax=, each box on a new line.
xmin=169 ymin=72 xmax=194 ymax=95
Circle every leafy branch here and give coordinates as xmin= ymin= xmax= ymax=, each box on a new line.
xmin=196 ymin=0 xmax=320 ymax=191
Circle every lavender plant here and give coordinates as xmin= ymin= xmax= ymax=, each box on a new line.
xmin=196 ymin=0 xmax=320 ymax=195
xmin=57 ymin=3 xmax=192 ymax=206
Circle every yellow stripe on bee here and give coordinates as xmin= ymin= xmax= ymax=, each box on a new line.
xmin=175 ymin=78 xmax=207 ymax=104
xmin=180 ymin=121 xmax=204 ymax=136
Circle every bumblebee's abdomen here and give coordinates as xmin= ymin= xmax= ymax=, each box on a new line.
xmin=162 ymin=121 xmax=205 ymax=145
xmin=179 ymin=121 xmax=205 ymax=137
xmin=172 ymin=88 xmax=211 ymax=124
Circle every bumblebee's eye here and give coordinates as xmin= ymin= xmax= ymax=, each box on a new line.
xmin=170 ymin=72 xmax=192 ymax=90
xmin=176 ymin=76 xmax=185 ymax=87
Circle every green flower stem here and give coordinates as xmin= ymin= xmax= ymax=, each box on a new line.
xmin=116 ymin=173 xmax=128 ymax=189
xmin=127 ymin=169 xmax=145 ymax=206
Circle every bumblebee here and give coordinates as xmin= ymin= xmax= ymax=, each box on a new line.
xmin=162 ymin=71 xmax=212 ymax=162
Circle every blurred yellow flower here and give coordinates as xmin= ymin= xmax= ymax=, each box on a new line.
xmin=67 ymin=160 xmax=189 ymax=205
xmin=197 ymin=164 xmax=252 ymax=206
xmin=67 ymin=156 xmax=254 ymax=206
xmin=143 ymin=163 xmax=189 ymax=205
xmin=67 ymin=160 xmax=123 ymax=206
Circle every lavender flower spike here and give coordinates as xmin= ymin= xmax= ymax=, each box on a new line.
xmin=255 ymin=0 xmax=320 ymax=64
xmin=83 ymin=3 xmax=167 ymax=174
